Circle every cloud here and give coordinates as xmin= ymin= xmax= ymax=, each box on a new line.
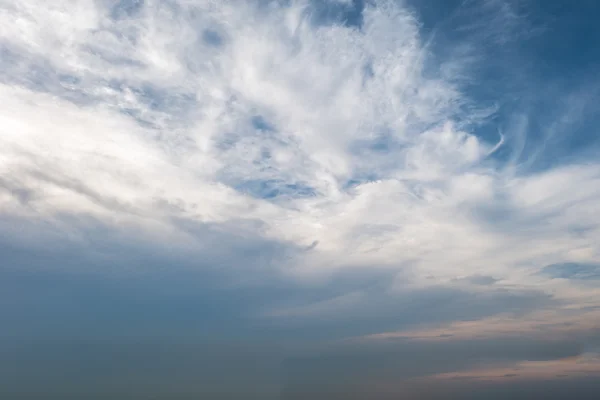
xmin=280 ymin=336 xmax=599 ymax=399
xmin=430 ymin=353 xmax=600 ymax=383
xmin=2 ymin=0 xmax=598 ymax=283
xmin=541 ymin=262 xmax=600 ymax=280
xmin=359 ymin=309 xmax=600 ymax=343
xmin=1 ymin=0 xmax=600 ymax=398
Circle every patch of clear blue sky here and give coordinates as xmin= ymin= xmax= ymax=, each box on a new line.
xmin=410 ymin=0 xmax=600 ymax=172
xmin=234 ymin=179 xmax=317 ymax=199
xmin=110 ymin=0 xmax=144 ymax=20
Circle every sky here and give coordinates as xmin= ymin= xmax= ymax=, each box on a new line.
xmin=1 ymin=0 xmax=600 ymax=398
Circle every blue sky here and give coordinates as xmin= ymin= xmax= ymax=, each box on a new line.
xmin=1 ymin=0 xmax=600 ymax=398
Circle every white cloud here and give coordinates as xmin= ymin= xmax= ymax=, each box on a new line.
xmin=1 ymin=0 xmax=599 ymax=334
